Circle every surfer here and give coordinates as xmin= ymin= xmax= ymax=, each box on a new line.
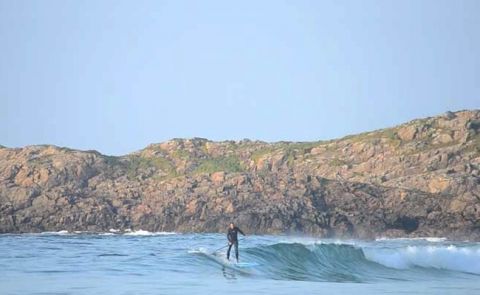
xmin=226 ymin=222 xmax=245 ymax=262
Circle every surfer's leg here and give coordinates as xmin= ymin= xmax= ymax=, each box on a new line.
xmin=227 ymin=244 xmax=233 ymax=260
xmin=234 ymin=241 xmax=239 ymax=262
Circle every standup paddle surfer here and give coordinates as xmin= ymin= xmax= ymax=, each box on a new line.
xmin=227 ymin=222 xmax=245 ymax=262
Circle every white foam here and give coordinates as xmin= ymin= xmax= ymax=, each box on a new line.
xmin=33 ymin=229 xmax=177 ymax=236
xmin=277 ymin=237 xmax=359 ymax=248
xmin=364 ymin=245 xmax=480 ymax=274
xmin=278 ymin=237 xmax=318 ymax=245
xmin=188 ymin=247 xmax=209 ymax=254
xmin=375 ymin=237 xmax=447 ymax=242
xmin=123 ymin=230 xmax=177 ymax=236
xmin=39 ymin=230 xmax=70 ymax=235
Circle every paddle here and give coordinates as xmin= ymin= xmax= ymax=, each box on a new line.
xmin=213 ymin=237 xmax=245 ymax=253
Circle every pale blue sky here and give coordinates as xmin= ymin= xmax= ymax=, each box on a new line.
xmin=1 ymin=0 xmax=479 ymax=155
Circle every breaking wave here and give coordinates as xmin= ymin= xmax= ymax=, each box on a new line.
xmin=364 ymin=244 xmax=480 ymax=274
xmin=192 ymin=241 xmax=480 ymax=282
xmin=123 ymin=230 xmax=177 ymax=236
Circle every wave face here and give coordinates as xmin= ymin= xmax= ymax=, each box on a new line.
xmin=194 ymin=241 xmax=480 ymax=283
xmin=245 ymin=243 xmax=376 ymax=282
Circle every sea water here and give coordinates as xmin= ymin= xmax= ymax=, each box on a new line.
xmin=0 ymin=232 xmax=479 ymax=294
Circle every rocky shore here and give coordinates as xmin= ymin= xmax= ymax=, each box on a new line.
xmin=1 ymin=110 xmax=479 ymax=239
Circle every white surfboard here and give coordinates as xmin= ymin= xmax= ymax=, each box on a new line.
xmin=234 ymin=262 xmax=259 ymax=268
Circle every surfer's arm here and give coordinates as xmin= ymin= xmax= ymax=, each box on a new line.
xmin=237 ymin=228 xmax=246 ymax=236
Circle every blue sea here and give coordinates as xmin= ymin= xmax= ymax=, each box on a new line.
xmin=1 ymin=231 xmax=479 ymax=294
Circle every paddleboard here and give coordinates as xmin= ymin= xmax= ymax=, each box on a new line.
xmin=235 ymin=262 xmax=259 ymax=268
xmin=189 ymin=249 xmax=259 ymax=271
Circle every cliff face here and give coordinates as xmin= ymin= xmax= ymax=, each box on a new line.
xmin=1 ymin=110 xmax=480 ymax=239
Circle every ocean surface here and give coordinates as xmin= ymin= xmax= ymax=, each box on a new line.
xmin=1 ymin=231 xmax=479 ymax=294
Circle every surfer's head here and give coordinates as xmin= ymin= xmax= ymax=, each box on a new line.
xmin=229 ymin=222 xmax=235 ymax=229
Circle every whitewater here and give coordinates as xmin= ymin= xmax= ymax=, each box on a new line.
xmin=1 ymin=232 xmax=479 ymax=294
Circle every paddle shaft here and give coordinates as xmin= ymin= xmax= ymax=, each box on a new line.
xmin=213 ymin=238 xmax=245 ymax=253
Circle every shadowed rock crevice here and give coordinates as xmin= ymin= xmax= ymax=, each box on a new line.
xmin=387 ymin=216 xmax=420 ymax=233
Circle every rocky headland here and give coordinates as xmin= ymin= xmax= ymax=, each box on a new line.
xmin=1 ymin=110 xmax=479 ymax=239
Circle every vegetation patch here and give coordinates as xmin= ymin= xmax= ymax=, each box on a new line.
xmin=256 ymin=165 xmax=270 ymax=179
xmin=125 ymin=155 xmax=177 ymax=179
xmin=329 ymin=157 xmax=349 ymax=167
xmin=194 ymin=155 xmax=244 ymax=174
xmin=462 ymin=134 xmax=480 ymax=155
xmin=379 ymin=129 xmax=402 ymax=147
xmin=286 ymin=152 xmax=295 ymax=167
xmin=29 ymin=154 xmax=53 ymax=165
xmin=352 ymin=172 xmax=365 ymax=177
xmin=251 ymin=147 xmax=277 ymax=164
xmin=282 ymin=141 xmax=322 ymax=152
xmin=104 ymin=155 xmax=122 ymax=166
xmin=340 ymin=127 xmax=402 ymax=146
xmin=339 ymin=131 xmax=375 ymax=143
xmin=172 ymin=149 xmax=190 ymax=159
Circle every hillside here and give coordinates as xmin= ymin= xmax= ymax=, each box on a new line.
xmin=1 ymin=110 xmax=479 ymax=239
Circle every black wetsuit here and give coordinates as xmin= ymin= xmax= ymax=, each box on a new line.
xmin=227 ymin=226 xmax=245 ymax=261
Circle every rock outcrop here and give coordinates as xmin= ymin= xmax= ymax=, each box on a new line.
xmin=1 ymin=110 xmax=480 ymax=239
